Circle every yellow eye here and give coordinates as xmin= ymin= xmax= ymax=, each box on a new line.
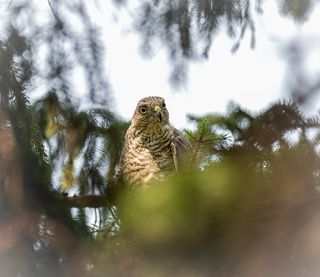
xmin=139 ymin=106 xmax=147 ymax=114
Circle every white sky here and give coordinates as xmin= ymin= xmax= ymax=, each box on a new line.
xmin=1 ymin=1 xmax=319 ymax=129
xmin=99 ymin=1 xmax=320 ymax=129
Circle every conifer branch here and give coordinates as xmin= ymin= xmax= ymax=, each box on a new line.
xmin=63 ymin=195 xmax=110 ymax=208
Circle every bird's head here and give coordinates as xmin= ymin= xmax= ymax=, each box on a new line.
xmin=131 ymin=96 xmax=169 ymax=132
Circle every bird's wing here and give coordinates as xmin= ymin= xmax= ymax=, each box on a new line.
xmin=172 ymin=127 xmax=191 ymax=171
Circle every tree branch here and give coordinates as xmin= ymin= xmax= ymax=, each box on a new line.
xmin=63 ymin=195 xmax=110 ymax=208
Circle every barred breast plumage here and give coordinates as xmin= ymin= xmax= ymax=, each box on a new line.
xmin=117 ymin=96 xmax=190 ymax=187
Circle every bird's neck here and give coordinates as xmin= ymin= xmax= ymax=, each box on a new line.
xmin=129 ymin=123 xmax=171 ymax=141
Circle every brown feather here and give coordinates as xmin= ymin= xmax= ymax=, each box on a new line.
xmin=117 ymin=96 xmax=190 ymax=187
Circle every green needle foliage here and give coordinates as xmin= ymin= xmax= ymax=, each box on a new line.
xmin=114 ymin=101 xmax=320 ymax=276
xmin=184 ymin=119 xmax=229 ymax=168
xmin=34 ymin=92 xmax=128 ymax=192
xmin=120 ymin=0 xmax=320 ymax=86
xmin=2 ymin=48 xmax=320 ymax=276
xmin=1 ymin=1 xmax=320 ymax=276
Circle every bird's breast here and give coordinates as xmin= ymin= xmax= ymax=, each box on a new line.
xmin=122 ymin=128 xmax=175 ymax=186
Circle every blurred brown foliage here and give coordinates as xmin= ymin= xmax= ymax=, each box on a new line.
xmin=1 ymin=1 xmax=320 ymax=276
xmin=0 ymin=107 xmax=88 ymax=277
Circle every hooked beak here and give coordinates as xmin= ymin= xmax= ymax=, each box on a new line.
xmin=154 ymin=105 xmax=163 ymax=122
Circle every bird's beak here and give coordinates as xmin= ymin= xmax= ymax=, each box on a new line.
xmin=154 ymin=105 xmax=162 ymax=122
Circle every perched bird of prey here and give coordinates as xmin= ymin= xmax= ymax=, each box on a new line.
xmin=117 ymin=96 xmax=190 ymax=187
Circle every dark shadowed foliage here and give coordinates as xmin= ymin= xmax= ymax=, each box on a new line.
xmin=0 ymin=33 xmax=89 ymax=276
xmin=110 ymin=102 xmax=320 ymax=276
xmin=115 ymin=0 xmax=320 ymax=87
xmin=1 ymin=1 xmax=320 ymax=276
xmin=1 ymin=0 xmax=110 ymax=104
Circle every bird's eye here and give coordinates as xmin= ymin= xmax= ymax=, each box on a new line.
xmin=139 ymin=106 xmax=147 ymax=114
xmin=162 ymin=102 xmax=166 ymax=108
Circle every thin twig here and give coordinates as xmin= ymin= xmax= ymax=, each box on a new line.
xmin=47 ymin=0 xmax=59 ymax=21
xmin=8 ymin=0 xmax=14 ymax=8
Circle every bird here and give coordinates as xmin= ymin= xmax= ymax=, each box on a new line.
xmin=117 ymin=96 xmax=190 ymax=187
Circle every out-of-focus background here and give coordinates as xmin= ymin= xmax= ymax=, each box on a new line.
xmin=1 ymin=1 xmax=320 ymax=276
